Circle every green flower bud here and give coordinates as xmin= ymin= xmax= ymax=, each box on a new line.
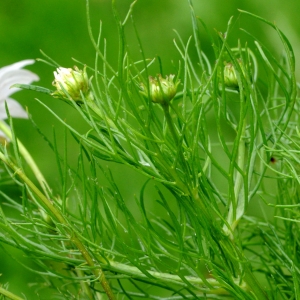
xmin=52 ymin=66 xmax=93 ymax=102
xmin=140 ymin=74 xmax=179 ymax=105
xmin=223 ymin=60 xmax=245 ymax=89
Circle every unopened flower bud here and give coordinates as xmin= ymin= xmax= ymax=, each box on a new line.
xmin=52 ymin=66 xmax=93 ymax=102
xmin=140 ymin=74 xmax=179 ymax=105
xmin=223 ymin=60 xmax=245 ymax=89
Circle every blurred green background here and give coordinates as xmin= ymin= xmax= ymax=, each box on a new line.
xmin=0 ymin=0 xmax=299 ymax=298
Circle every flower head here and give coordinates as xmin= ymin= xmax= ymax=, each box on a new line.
xmin=140 ymin=74 xmax=179 ymax=105
xmin=0 ymin=59 xmax=39 ymax=138
xmin=223 ymin=60 xmax=245 ymax=89
xmin=52 ymin=66 xmax=92 ymax=102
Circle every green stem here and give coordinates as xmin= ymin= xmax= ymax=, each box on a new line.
xmin=161 ymin=103 xmax=179 ymax=145
xmin=0 ymin=152 xmax=116 ymax=300
xmin=108 ymin=261 xmax=248 ymax=295
xmin=0 ymin=286 xmax=24 ymax=300
xmin=88 ymin=96 xmax=191 ymax=196
xmin=161 ymin=103 xmax=197 ymax=198
xmin=220 ymin=238 xmax=269 ymax=299
xmin=86 ymin=100 xmax=117 ymax=131
xmin=75 ymin=267 xmax=94 ymax=299
xmin=161 ymin=104 xmax=267 ymax=298
xmin=224 ymin=114 xmax=247 ymax=236
xmin=0 ymin=121 xmax=51 ymax=198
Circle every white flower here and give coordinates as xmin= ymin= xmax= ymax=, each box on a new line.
xmin=0 ymin=59 xmax=39 ymax=138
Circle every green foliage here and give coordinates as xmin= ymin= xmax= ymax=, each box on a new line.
xmin=0 ymin=0 xmax=300 ymax=299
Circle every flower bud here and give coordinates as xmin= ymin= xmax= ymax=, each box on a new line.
xmin=52 ymin=66 xmax=93 ymax=102
xmin=140 ymin=74 xmax=179 ymax=105
xmin=223 ymin=60 xmax=245 ymax=89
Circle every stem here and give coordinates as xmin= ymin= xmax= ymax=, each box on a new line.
xmin=161 ymin=104 xmax=219 ymax=249
xmin=88 ymin=94 xmax=192 ymax=196
xmin=220 ymin=238 xmax=269 ymax=299
xmin=0 ymin=121 xmax=54 ymax=225
xmin=75 ymin=268 xmax=94 ymax=300
xmin=0 ymin=121 xmax=51 ymax=198
xmin=161 ymin=103 xmax=199 ymax=199
xmin=161 ymin=104 xmax=188 ymax=180
xmin=161 ymin=103 xmax=267 ymax=298
xmin=224 ymin=113 xmax=247 ymax=236
xmin=109 ymin=259 xmax=267 ymax=297
xmin=161 ymin=103 xmax=179 ymax=145
xmin=86 ymin=100 xmax=117 ymax=131
xmin=0 ymin=152 xmax=116 ymax=300
xmin=0 ymin=286 xmax=24 ymax=300
xmin=108 ymin=261 xmax=248 ymax=295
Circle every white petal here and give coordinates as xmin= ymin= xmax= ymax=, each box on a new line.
xmin=0 ymin=59 xmax=35 ymax=74
xmin=0 ymin=69 xmax=39 ymax=99
xmin=0 ymin=98 xmax=27 ymax=120
xmin=0 ymin=60 xmax=39 ymax=99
